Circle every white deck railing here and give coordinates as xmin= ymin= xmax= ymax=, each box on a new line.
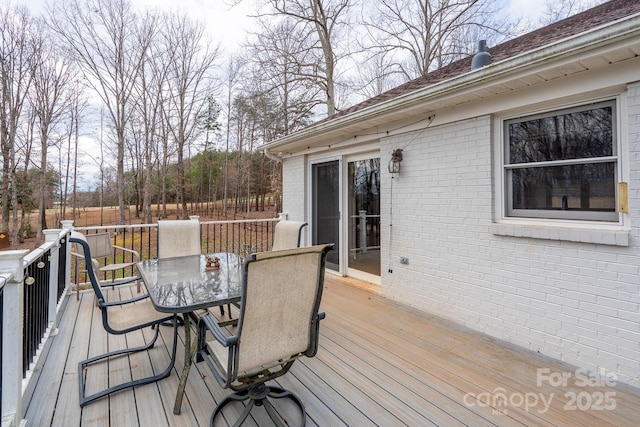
xmin=1 ymin=227 xmax=69 ymax=427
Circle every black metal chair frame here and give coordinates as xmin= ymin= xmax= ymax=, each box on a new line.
xmin=70 ymin=234 xmax=180 ymax=407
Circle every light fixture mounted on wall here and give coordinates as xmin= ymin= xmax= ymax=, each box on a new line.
xmin=388 ymin=149 xmax=403 ymax=174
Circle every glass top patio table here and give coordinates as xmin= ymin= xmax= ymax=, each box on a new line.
xmin=137 ymin=252 xmax=244 ymax=313
xmin=137 ymin=252 xmax=245 ymax=415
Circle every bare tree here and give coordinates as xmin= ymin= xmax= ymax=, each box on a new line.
xmin=17 ymin=106 xmax=37 ymax=242
xmin=195 ymin=94 xmax=222 ymax=211
xmin=252 ymin=0 xmax=353 ymax=117
xmin=129 ymin=10 xmax=166 ymax=223
xmin=47 ymin=0 xmax=149 ymax=225
xmin=0 ymin=4 xmax=38 ymax=247
xmin=62 ymin=86 xmax=87 ymax=223
xmin=161 ymin=12 xmax=221 ymax=219
xmin=539 ymin=0 xmax=605 ymax=26
xmin=244 ymin=19 xmax=320 ymax=134
xmin=158 ymin=111 xmax=173 ymax=218
xmin=352 ymin=52 xmax=403 ymax=99
xmin=230 ymin=88 xmax=283 ymax=213
xmin=30 ymin=22 xmax=75 ymax=244
xmin=221 ymin=57 xmax=245 ymax=214
xmin=360 ymin=0 xmax=514 ymax=81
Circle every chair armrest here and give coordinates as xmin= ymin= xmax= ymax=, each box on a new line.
xmin=112 ymin=245 xmax=141 ymax=261
xmin=97 ymin=275 xmax=141 ymax=288
xmin=198 ymin=313 xmax=237 ymax=349
xmin=91 ymin=258 xmax=101 ymax=273
xmin=305 ymin=311 xmax=326 ymax=358
xmin=70 ymin=251 xmax=98 ymax=274
xmin=102 ymin=293 xmax=149 ymax=307
xmin=196 ymin=313 xmax=239 ymax=387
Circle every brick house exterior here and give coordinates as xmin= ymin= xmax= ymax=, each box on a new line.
xmin=264 ymin=0 xmax=640 ymax=387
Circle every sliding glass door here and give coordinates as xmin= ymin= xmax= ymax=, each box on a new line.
xmin=347 ymin=158 xmax=381 ymax=276
xmin=312 ymin=161 xmax=340 ymax=271
xmin=311 ymin=155 xmax=381 ymax=279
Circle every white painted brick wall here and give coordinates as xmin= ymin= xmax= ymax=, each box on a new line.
xmin=379 ymin=85 xmax=640 ymax=387
xmin=281 ymin=156 xmax=308 ymax=244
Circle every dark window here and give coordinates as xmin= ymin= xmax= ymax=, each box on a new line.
xmin=504 ymin=101 xmax=617 ymax=221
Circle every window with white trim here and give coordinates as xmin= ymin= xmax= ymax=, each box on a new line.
xmin=504 ymin=100 xmax=618 ymax=222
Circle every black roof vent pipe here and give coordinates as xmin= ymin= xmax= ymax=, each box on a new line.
xmin=471 ymin=40 xmax=491 ymax=70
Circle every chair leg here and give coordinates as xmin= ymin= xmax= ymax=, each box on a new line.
xmin=218 ymin=304 xmax=236 ymax=323
xmin=78 ymin=315 xmax=179 ymax=407
xmin=263 ymin=386 xmax=306 ymax=427
xmin=210 ymin=384 xmax=306 ymax=427
xmin=210 ymin=391 xmax=253 ymax=427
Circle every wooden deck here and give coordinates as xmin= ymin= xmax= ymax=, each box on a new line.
xmin=22 ymin=276 xmax=640 ymax=427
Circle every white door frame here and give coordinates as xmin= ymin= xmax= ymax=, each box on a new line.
xmin=343 ymin=151 xmax=381 ymax=285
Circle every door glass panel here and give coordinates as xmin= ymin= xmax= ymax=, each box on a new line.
xmin=312 ymin=161 xmax=340 ymax=271
xmin=348 ymin=158 xmax=380 ymax=276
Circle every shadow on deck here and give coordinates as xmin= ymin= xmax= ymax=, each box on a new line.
xmin=23 ymin=275 xmax=640 ymax=426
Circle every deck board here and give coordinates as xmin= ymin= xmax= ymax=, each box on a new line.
xmin=23 ymin=294 xmax=79 ymax=427
xmin=23 ymin=276 xmax=640 ymax=427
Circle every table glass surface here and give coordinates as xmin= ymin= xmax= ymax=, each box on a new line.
xmin=137 ymin=252 xmax=244 ymax=313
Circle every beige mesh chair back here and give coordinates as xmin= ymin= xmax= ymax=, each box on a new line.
xmin=157 ymin=219 xmax=201 ymax=259
xmin=271 ymin=220 xmax=307 ymax=251
xmin=197 ymin=243 xmax=333 ymax=426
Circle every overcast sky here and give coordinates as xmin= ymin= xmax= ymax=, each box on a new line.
xmin=13 ymin=0 xmax=253 ymax=52
xmin=15 ymin=0 xmax=544 ymax=53
xmin=504 ymin=0 xmax=545 ymax=22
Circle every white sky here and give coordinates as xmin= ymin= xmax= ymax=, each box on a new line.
xmin=15 ymin=0 xmax=254 ymax=54
xmin=503 ymin=0 xmax=545 ymax=22
xmin=133 ymin=0 xmax=254 ymax=53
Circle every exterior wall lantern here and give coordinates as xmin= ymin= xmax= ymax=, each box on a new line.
xmin=388 ymin=149 xmax=403 ymax=174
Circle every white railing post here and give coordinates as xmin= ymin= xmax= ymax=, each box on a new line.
xmin=1 ymin=249 xmax=29 ymax=427
xmin=359 ymin=210 xmax=368 ymax=253
xmin=277 ymin=212 xmax=288 ymax=221
xmin=60 ymin=221 xmax=74 ymax=298
xmin=43 ymin=230 xmax=61 ymax=333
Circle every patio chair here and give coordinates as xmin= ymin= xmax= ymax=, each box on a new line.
xmin=157 ymin=219 xmax=229 ymax=321
xmin=196 ymin=243 xmax=333 ymax=426
xmin=157 ymin=219 xmax=201 ymax=259
xmin=69 ymin=232 xmax=179 ymax=407
xmin=71 ymin=231 xmax=141 ymax=291
xmin=271 ymin=220 xmax=308 ymax=251
xmin=227 ymin=220 xmax=309 ymax=321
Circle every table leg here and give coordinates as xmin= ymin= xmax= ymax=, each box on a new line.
xmin=173 ymin=312 xmax=196 ymax=415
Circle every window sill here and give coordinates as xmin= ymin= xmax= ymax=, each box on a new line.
xmin=491 ymin=222 xmax=629 ymax=246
